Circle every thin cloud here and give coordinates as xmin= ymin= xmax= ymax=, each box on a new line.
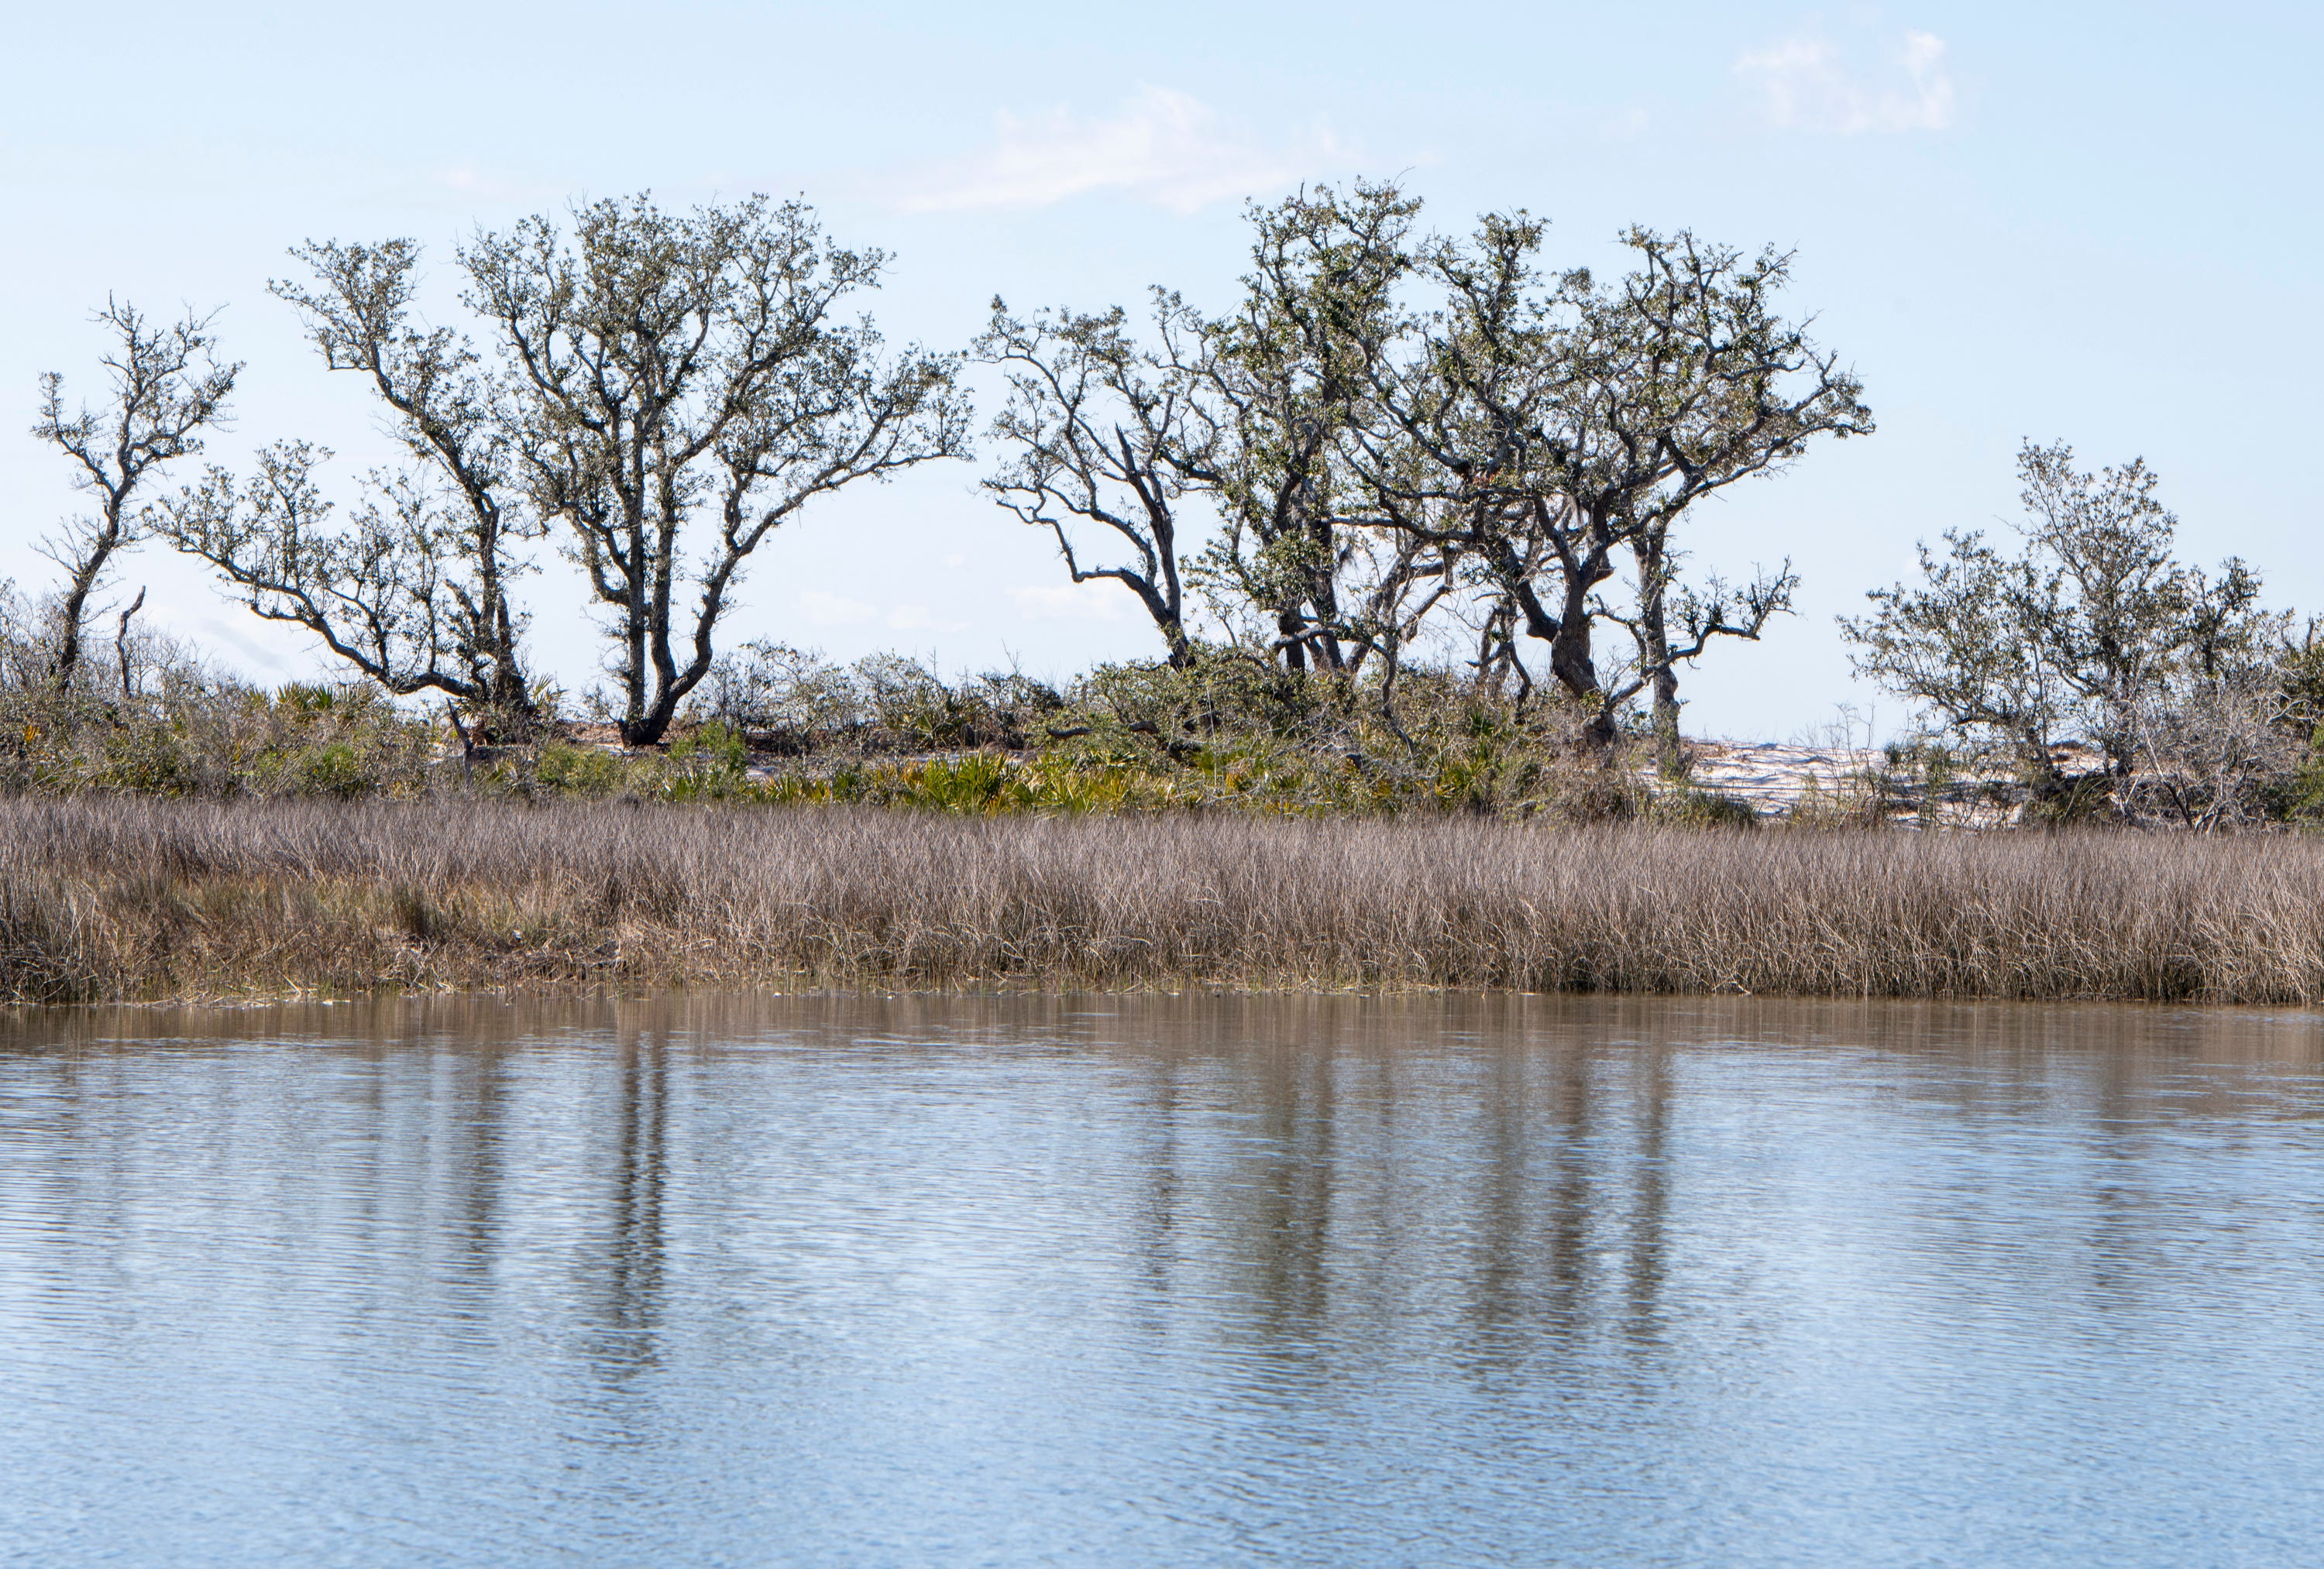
xmin=434 ymin=164 xmax=569 ymax=203
xmin=1737 ymin=29 xmax=1955 ymax=135
xmin=1008 ymin=582 xmax=1127 ymax=623
xmin=896 ymin=85 xmax=1353 ymax=215
xmin=885 ymin=604 xmax=968 ymax=633
xmin=799 ymin=591 xmax=966 ymax=633
xmin=799 ymin=589 xmax=878 ymax=627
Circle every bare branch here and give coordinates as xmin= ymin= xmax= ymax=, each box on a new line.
xmin=29 ymin=300 xmax=238 ymax=692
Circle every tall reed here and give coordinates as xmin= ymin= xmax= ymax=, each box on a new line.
xmin=5 ymin=797 xmax=2322 ymax=1004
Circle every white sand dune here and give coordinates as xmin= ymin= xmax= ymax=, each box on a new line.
xmin=1678 ymin=740 xmax=2103 ymax=824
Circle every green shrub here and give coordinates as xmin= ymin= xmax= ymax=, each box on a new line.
xmin=533 ymin=742 xmax=633 ymax=797
xmin=1647 ymin=785 xmax=1761 ymax=829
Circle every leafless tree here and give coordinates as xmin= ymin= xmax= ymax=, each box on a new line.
xmin=462 ymin=194 xmax=970 ymax=746
xmin=2124 ymin=669 xmax=2303 ymax=830
xmin=112 ymin=586 xmax=146 ymax=699
xmin=29 ymin=300 xmax=237 ymax=692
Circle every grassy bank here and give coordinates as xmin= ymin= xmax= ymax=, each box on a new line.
xmin=4 ymin=796 xmax=2321 ymax=1005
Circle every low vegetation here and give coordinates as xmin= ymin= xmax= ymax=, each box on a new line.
xmin=0 ymin=599 xmax=1686 ymax=818
xmin=9 ymin=796 xmax=2324 ymax=1006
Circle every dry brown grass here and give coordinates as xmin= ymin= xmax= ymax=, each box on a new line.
xmin=5 ymin=796 xmax=2323 ymax=1005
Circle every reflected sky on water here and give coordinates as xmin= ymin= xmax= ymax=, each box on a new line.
xmin=4 ymin=993 xmax=2322 ymax=1567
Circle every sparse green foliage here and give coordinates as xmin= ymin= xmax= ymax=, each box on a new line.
xmin=160 ymin=442 xmax=537 ymax=726
xmin=25 ymin=182 xmax=2324 ymax=842
xmin=1186 ymin=181 xmax=1423 ymax=674
xmin=1842 ymin=441 xmax=2296 ymax=822
xmin=29 ymin=300 xmax=238 ymax=694
xmin=985 ymin=181 xmax=1862 ymax=751
xmin=975 ymin=297 xmax=1207 ymax=663
xmin=462 ymin=194 xmax=971 ymax=746
xmin=1353 ymin=214 xmax=1868 ymax=746
xmin=165 ymin=237 xmax=547 ymax=730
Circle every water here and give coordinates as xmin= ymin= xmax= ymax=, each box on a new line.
xmin=3 ymin=993 xmax=2322 ymax=1567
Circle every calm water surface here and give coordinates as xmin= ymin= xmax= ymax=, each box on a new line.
xmin=2 ymin=992 xmax=2322 ymax=1567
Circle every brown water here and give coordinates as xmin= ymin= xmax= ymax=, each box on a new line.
xmin=3 ymin=993 xmax=2322 ymax=1567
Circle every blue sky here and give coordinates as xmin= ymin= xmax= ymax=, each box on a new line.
xmin=3 ymin=1 xmax=2316 ymax=739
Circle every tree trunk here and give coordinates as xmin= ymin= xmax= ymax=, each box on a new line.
xmin=49 ymin=513 xmax=123 ymax=694
xmin=1163 ymin=620 xmax=1194 ymax=670
xmin=1633 ymin=537 xmax=1683 ymax=774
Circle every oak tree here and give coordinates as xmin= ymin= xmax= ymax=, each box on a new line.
xmin=1358 ymin=217 xmax=1867 ymax=743
xmin=462 ymin=194 xmax=969 ymax=746
xmin=1184 ymin=182 xmax=1419 ymax=672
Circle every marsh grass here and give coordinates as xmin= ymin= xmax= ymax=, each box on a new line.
xmin=4 ymin=796 xmax=2321 ymax=1005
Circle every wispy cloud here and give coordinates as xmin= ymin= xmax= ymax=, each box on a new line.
xmin=433 ymin=164 xmax=571 ymax=204
xmin=799 ymin=590 xmax=966 ymax=633
xmin=799 ymin=589 xmax=878 ymax=627
xmin=895 ymin=85 xmax=1353 ymax=215
xmin=1737 ymin=29 xmax=1955 ymax=135
xmin=884 ymin=603 xmax=968 ymax=633
xmin=1008 ymin=582 xmax=1127 ymax=623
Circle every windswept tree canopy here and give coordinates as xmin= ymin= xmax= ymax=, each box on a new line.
xmin=1358 ymin=217 xmax=1870 ymax=741
xmin=161 ymin=194 xmax=970 ymax=748
xmin=99 ymin=177 xmax=1871 ymax=758
xmin=164 ymin=442 xmax=528 ymax=707
xmin=975 ymin=294 xmax=1212 ymax=666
